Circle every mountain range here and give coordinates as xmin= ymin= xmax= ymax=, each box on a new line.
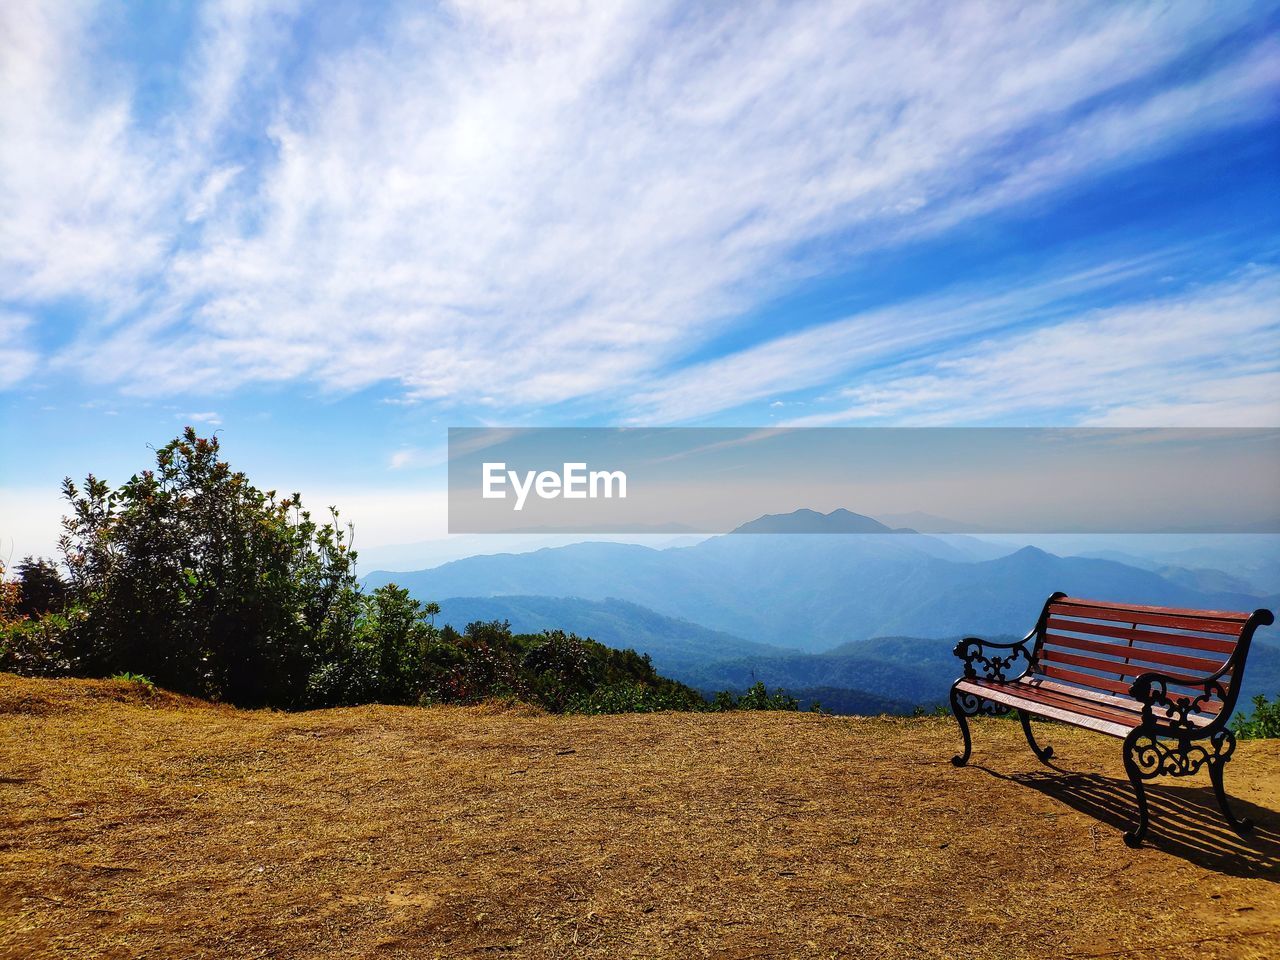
xmin=363 ymin=509 xmax=1280 ymax=714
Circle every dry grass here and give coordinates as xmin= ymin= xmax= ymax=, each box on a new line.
xmin=1 ymin=674 xmax=1278 ymax=960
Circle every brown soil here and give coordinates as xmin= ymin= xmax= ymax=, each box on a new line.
xmin=1 ymin=674 xmax=1277 ymax=959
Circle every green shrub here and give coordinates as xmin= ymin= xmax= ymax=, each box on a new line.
xmin=57 ymin=428 xmax=357 ymax=706
xmin=0 ymin=431 xmax=757 ymax=717
xmin=1232 ymin=695 xmax=1280 ymax=740
xmin=564 ymin=681 xmax=705 ymax=714
xmin=109 ymin=672 xmax=156 ymax=689
xmin=12 ymin=557 xmax=68 ymax=618
xmin=911 ymin=704 xmax=952 ymax=717
xmin=307 ymin=584 xmax=442 ymax=706
xmin=0 ymin=611 xmax=80 ymax=677
xmin=709 ymin=682 xmax=800 ymax=712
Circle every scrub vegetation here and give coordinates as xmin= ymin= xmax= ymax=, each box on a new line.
xmin=0 ymin=430 xmax=793 ymax=715
xmin=2 ymin=673 xmax=1278 ymax=960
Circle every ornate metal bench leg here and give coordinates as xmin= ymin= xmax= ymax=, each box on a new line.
xmin=1018 ymin=710 xmax=1054 ymax=764
xmin=950 ymin=685 xmax=972 ymax=767
xmin=1208 ymin=731 xmax=1252 ymax=837
xmin=1122 ymin=730 xmax=1151 ymax=848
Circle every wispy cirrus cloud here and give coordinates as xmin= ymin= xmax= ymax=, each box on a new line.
xmin=182 ymin=411 xmax=224 ymax=426
xmin=0 ymin=0 xmax=296 ymax=306
xmin=1 ymin=0 xmax=1276 ymax=426
xmin=624 ymin=249 xmax=1208 ymax=423
xmin=0 ymin=311 xmax=38 ymax=388
xmin=780 ymin=267 xmax=1280 ymax=427
xmin=0 ymin=3 xmax=166 ymax=304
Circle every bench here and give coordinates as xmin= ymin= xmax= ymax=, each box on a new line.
xmin=949 ymin=592 xmax=1274 ymax=847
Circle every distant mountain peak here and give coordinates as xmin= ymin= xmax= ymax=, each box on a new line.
xmin=730 ymin=508 xmax=909 ymax=535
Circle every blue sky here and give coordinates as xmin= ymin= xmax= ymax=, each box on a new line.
xmin=2 ymin=1 xmax=1279 ymax=559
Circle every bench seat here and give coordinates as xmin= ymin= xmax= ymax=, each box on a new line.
xmin=954 ymin=676 xmax=1214 ymax=739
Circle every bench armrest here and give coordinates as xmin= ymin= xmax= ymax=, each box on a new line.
xmin=953 ymin=631 xmax=1035 ymax=683
xmin=1129 ymin=671 xmax=1230 ymax=732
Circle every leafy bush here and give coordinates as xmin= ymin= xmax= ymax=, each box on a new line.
xmin=709 ymin=682 xmax=801 ymax=711
xmin=12 ymin=557 xmax=68 ymax=618
xmin=1232 ymin=695 xmax=1280 ymax=740
xmin=565 ymin=681 xmax=706 ymax=714
xmin=0 ymin=561 xmax=20 ymax=627
xmin=911 ymin=704 xmax=952 ymax=717
xmin=109 ymin=672 xmax=156 ymax=689
xmin=0 ymin=430 xmax=808 ymax=717
xmin=56 ymin=428 xmax=357 ymax=706
xmin=307 ymin=584 xmax=440 ymax=706
xmin=305 ymin=592 xmax=709 ymax=712
xmin=0 ymin=611 xmax=80 ymax=677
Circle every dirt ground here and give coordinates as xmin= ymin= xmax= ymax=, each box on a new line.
xmin=1 ymin=675 xmax=1277 ymax=960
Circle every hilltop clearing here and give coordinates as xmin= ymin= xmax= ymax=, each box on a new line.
xmin=2 ymin=674 xmax=1278 ymax=959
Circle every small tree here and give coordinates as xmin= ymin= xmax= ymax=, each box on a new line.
xmin=13 ymin=557 xmax=68 ymax=617
xmin=1233 ymin=695 xmax=1280 ymax=740
xmin=308 ymin=584 xmax=441 ymax=706
xmin=0 ymin=561 xmax=22 ymax=627
xmin=58 ymin=428 xmax=357 ymax=706
xmin=523 ymin=629 xmax=595 ymax=710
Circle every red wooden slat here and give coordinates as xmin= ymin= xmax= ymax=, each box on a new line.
xmin=1044 ymin=615 xmax=1238 ymax=655
xmin=1050 ymin=601 xmax=1246 ymax=635
xmin=1039 ymin=648 xmax=1155 ymax=680
xmin=961 ymin=678 xmax=1220 ymax=732
xmin=955 ymin=680 xmax=1132 ymax=738
xmin=1033 ymin=677 xmax=1223 ymax=716
xmin=1038 ymin=663 xmax=1135 ymax=696
xmin=1015 ymin=680 xmax=1217 ymax=727
xmin=1032 ymin=678 xmax=1145 ymax=716
xmin=1041 ymin=631 xmax=1228 ymax=676
xmin=999 ymin=683 xmax=1143 ymax=729
xmin=1036 ymin=660 xmax=1224 ymax=713
xmin=1051 ymin=597 xmax=1251 ymax=621
xmin=1037 ymin=678 xmax=1142 ymax=711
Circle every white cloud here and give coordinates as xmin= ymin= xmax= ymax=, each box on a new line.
xmin=626 ymin=250 xmax=1185 ymax=422
xmin=1 ymin=0 xmax=1275 ymax=423
xmin=388 ymin=445 xmax=450 ymax=470
xmin=185 ymin=165 xmax=243 ymax=223
xmin=0 ymin=2 xmax=167 ymax=303
xmin=0 ymin=311 xmax=38 ymax=388
xmin=0 ymin=0 xmax=297 ymax=307
xmin=279 ymin=487 xmax=451 ymax=551
xmin=782 ymin=268 xmax=1280 ymax=427
xmin=182 ymin=411 xmax=223 ymax=426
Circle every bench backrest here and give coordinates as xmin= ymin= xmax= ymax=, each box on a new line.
xmin=1030 ymin=595 xmax=1270 ymax=720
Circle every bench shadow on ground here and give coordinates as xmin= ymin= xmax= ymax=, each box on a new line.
xmin=977 ymin=765 xmax=1280 ymax=879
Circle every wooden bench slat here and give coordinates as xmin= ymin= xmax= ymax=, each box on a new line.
xmin=1050 ymin=598 xmax=1251 ymax=622
xmin=1041 ymin=631 xmax=1229 ymax=676
xmin=961 ymin=678 xmax=1219 ymax=733
xmin=955 ymin=679 xmax=1133 ymax=738
xmin=1038 ymin=663 xmax=1135 ymax=696
xmin=1050 ymin=601 xmax=1246 ymax=635
xmin=1030 ymin=678 xmax=1222 ymax=719
xmin=1039 ymin=647 xmax=1156 ymax=680
xmin=1016 ymin=679 xmax=1217 ymax=727
xmin=1001 ymin=683 xmax=1145 ymax=729
xmin=1031 ymin=678 xmax=1148 ymax=716
xmin=1031 ymin=673 xmax=1224 ymax=716
xmin=1044 ymin=615 xmax=1239 ymax=655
